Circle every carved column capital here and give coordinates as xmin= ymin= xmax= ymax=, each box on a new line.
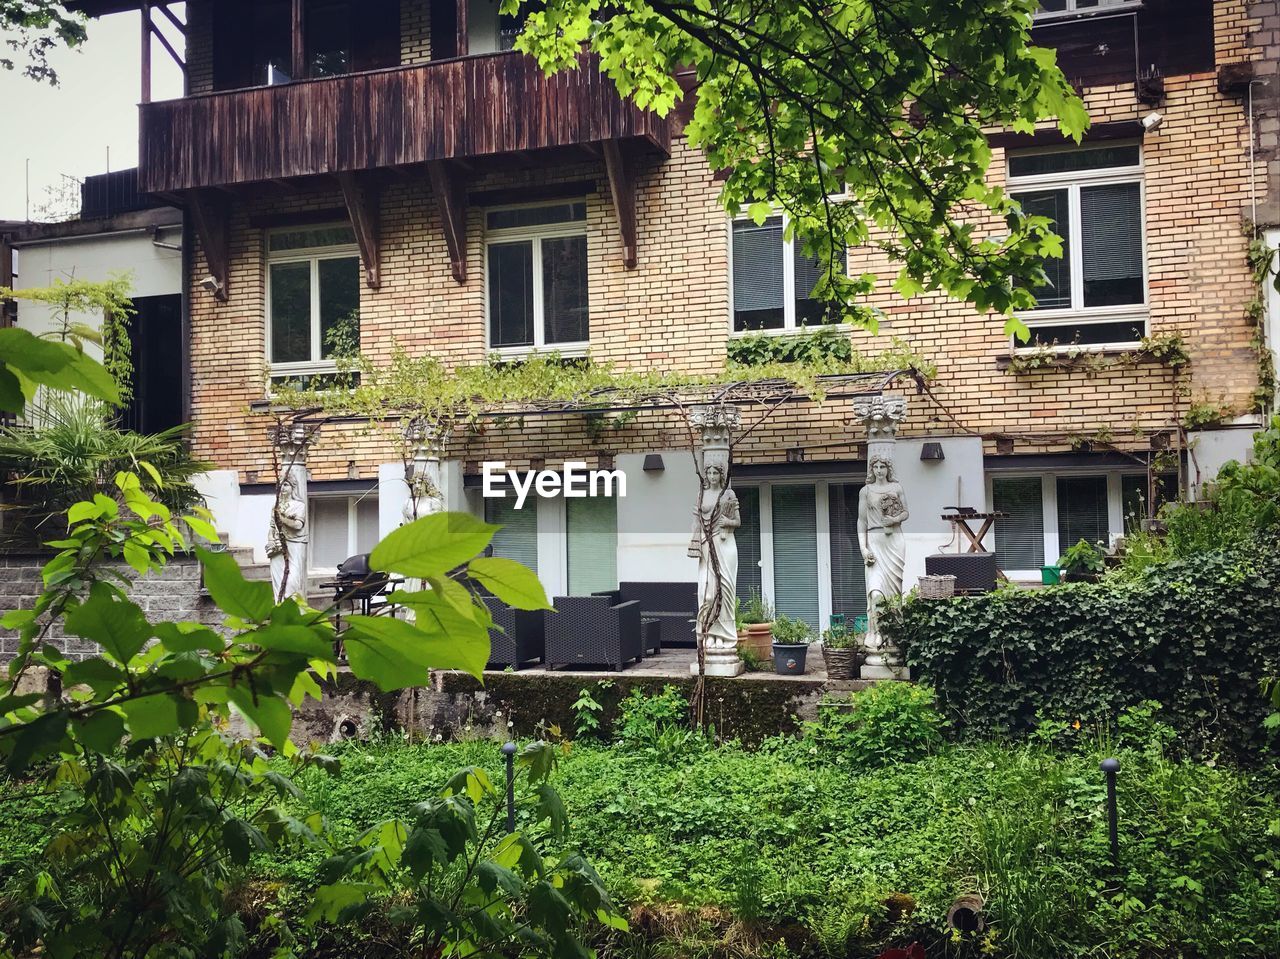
xmin=852 ymin=394 xmax=907 ymax=442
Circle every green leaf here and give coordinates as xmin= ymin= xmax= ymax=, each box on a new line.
xmin=426 ymin=575 xmax=478 ymax=622
xmin=62 ymin=657 xmax=128 ymax=696
xmin=5 ymin=710 xmax=69 ymax=773
xmin=467 ymin=557 xmax=552 ymax=610
xmin=228 ymin=687 xmax=293 ymax=749
xmin=198 ymin=547 xmax=274 ymax=621
xmin=63 ymin=582 xmax=152 ymax=665
xmin=122 ymin=694 xmax=184 ymax=740
xmin=73 ymin=709 xmax=126 ymax=753
xmin=0 ymin=327 xmax=120 ymax=406
xmin=344 ymin=610 xmax=489 ymax=688
xmin=153 ymin=621 xmax=226 ymax=654
xmin=369 ymin=512 xmax=498 ymax=579
xmin=308 ymin=883 xmax=374 ymax=924
xmin=222 ymin=818 xmax=269 ymax=866
xmin=245 ymin=624 xmax=335 ymax=660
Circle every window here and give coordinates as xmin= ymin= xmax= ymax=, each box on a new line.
xmin=992 ymin=477 xmax=1045 ymax=571
xmin=827 ymin=483 xmax=868 ymax=622
xmin=731 ymin=216 xmax=848 ymax=332
xmin=1009 ymin=144 xmax=1146 ymax=348
xmin=1056 ymin=475 xmax=1109 ymax=549
xmin=486 ymin=203 xmax=589 ymax=356
xmin=267 ymin=226 xmax=361 ymax=375
xmin=566 ymin=496 xmax=618 ymax=595
xmin=310 ymin=494 xmax=379 ymax=570
xmin=485 ymin=496 xmax=539 ymax=573
xmin=1035 ymin=0 xmax=1141 ymax=18
xmin=307 ymin=0 xmax=352 ymax=76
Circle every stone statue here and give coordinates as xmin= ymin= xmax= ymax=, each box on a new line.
xmin=857 ymin=454 xmax=909 ymax=674
xmin=685 ymin=403 xmax=744 ymax=677
xmin=688 ymin=460 xmax=741 ymax=663
xmin=267 ymin=473 xmax=308 ymax=603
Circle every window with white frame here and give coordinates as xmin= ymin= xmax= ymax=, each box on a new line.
xmin=1009 ymin=143 xmax=1147 ymax=348
xmin=309 ymin=493 xmax=379 ymax=571
xmin=1034 ymin=0 xmax=1141 ymax=18
xmin=731 ymin=216 xmax=848 ymax=332
xmin=988 ymin=471 xmax=1170 ymax=575
xmin=486 ymin=202 xmax=589 ymax=356
xmin=267 ymin=225 xmax=361 ymax=375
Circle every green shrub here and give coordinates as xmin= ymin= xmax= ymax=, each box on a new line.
xmin=777 ymin=683 xmax=946 ymax=768
xmin=770 ymin=613 xmax=814 ymax=645
xmin=884 ymin=535 xmax=1280 ymax=760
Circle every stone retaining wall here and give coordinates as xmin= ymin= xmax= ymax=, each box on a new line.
xmin=0 ymin=551 xmax=222 ymax=662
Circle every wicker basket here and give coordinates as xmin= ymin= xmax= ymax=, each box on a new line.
xmin=918 ymin=574 xmax=957 ymax=600
xmin=822 ymin=646 xmax=860 ymax=680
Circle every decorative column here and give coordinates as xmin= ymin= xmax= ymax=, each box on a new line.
xmin=686 ymin=404 xmax=744 ymax=678
xmin=402 ymin=419 xmax=447 ymax=523
xmin=851 ymin=394 xmax=910 ymax=681
xmin=267 ymin=422 xmax=314 ymax=604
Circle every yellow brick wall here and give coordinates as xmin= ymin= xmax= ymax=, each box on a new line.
xmin=401 ymin=0 xmax=431 ymax=65
xmin=185 ymin=0 xmax=1266 ymax=483
xmin=186 ymin=0 xmax=213 ymax=95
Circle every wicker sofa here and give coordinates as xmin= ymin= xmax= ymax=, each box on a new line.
xmin=593 ymin=582 xmax=697 ymax=648
xmin=482 ymin=596 xmax=547 ymax=670
xmin=545 ymin=596 xmax=644 ymax=670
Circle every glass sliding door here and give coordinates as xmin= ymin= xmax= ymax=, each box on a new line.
xmin=992 ymin=477 xmax=1045 ymax=571
xmin=736 ymin=486 xmax=762 ymax=603
xmin=566 ymin=496 xmax=618 ymax=595
xmin=827 ymin=483 xmax=867 ymax=621
xmin=485 ymin=498 xmax=539 ymax=572
xmin=771 ymin=484 xmax=820 ymax=628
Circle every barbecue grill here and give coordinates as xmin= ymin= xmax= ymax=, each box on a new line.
xmin=323 ymin=553 xmax=396 ymax=617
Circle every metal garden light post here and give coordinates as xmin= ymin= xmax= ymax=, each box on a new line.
xmin=503 ymin=741 xmax=517 ymax=834
xmin=1100 ymin=757 xmax=1120 ymax=867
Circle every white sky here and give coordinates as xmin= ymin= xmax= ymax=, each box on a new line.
xmin=0 ymin=6 xmax=185 ymax=220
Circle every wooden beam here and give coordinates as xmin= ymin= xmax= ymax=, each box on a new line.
xmin=156 ymin=2 xmax=186 ymax=35
xmin=427 ymin=160 xmax=468 ymax=284
xmin=455 ymin=0 xmax=468 ymax=57
xmin=602 ymin=140 xmax=638 ymax=270
xmin=149 ymin=19 xmax=184 ymax=71
xmin=187 ymin=190 xmax=231 ymax=301
xmin=140 ymin=1 xmax=152 ymax=104
xmin=337 ymin=173 xmax=382 ymax=289
xmin=291 ymin=0 xmax=306 ymax=79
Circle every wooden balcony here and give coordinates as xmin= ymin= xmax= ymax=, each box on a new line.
xmin=137 ymin=51 xmax=670 ymax=194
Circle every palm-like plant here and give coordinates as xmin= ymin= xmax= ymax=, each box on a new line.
xmin=0 ymin=392 xmax=209 ymax=545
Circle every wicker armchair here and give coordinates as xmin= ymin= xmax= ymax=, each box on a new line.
xmin=593 ymin=582 xmax=697 ymax=648
xmin=545 ymin=596 xmax=643 ymax=670
xmin=482 ymin=596 xmax=546 ymax=670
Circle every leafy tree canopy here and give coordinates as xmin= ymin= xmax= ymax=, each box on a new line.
xmin=513 ymin=0 xmax=1088 ymax=337
xmin=0 ymin=1 xmax=86 ymax=83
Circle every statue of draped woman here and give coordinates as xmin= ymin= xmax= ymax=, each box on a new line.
xmin=687 ymin=463 xmax=741 ymax=656
xmin=267 ymin=474 xmax=308 ymax=603
xmin=857 ymin=455 xmax=909 ymax=651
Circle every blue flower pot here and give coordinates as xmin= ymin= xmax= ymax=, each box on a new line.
xmin=772 ymin=643 xmax=809 ymax=675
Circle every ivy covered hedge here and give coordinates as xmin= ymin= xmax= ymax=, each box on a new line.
xmin=883 ymin=535 xmax=1280 ymax=760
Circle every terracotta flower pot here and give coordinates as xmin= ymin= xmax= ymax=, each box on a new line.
xmin=739 ymin=622 xmax=774 ymax=661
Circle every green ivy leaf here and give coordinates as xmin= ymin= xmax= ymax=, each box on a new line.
xmin=63 ymin=582 xmax=152 ymax=665
xmin=369 ymin=512 xmax=498 ymax=579
xmin=467 ymin=557 xmax=553 ymax=610
xmin=198 ymin=548 xmax=274 ymax=622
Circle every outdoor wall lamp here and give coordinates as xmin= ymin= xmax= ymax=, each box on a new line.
xmin=920 ymin=442 xmax=945 ymax=461
xmin=642 ymin=454 xmax=665 ymax=472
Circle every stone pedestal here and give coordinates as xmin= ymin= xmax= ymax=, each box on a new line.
xmin=690 ymin=652 xmax=745 ymax=677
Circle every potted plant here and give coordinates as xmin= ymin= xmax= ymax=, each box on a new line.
xmin=771 ymin=613 xmax=813 ymax=675
xmin=737 ymin=589 xmax=775 ymax=662
xmin=821 ymin=620 xmax=864 ymax=680
xmin=1057 ymin=539 xmax=1105 ymax=583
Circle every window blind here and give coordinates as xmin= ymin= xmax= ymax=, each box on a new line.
xmin=1012 ymin=189 xmax=1071 ymax=310
xmin=310 ymin=498 xmax=350 ymax=570
xmin=736 ymin=486 xmax=762 ymax=602
xmin=771 ymin=484 xmax=819 ymax=629
xmin=485 ymin=497 xmax=539 ymax=573
xmin=1080 ymin=182 xmax=1143 ymax=306
xmin=794 ymin=242 xmax=847 ymax=325
xmin=567 ymin=496 xmax=617 ymax=595
xmin=732 ymin=217 xmax=785 ymax=328
xmin=992 ymin=477 xmax=1045 ymax=570
xmin=1056 ymin=475 xmax=1109 ymax=551
xmin=828 ymin=483 xmax=867 ymax=620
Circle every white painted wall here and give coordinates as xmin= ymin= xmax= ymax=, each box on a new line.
xmin=1266 ymin=229 xmax=1279 ymax=413
xmin=616 ymin=450 xmax=701 ymax=584
xmin=1188 ymin=425 xmax=1260 ymax=493
xmin=13 ymin=228 xmax=182 ymax=354
xmin=892 ymin=436 xmax=987 ymax=585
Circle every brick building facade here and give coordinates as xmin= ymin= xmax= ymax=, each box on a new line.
xmin=59 ymin=0 xmax=1280 ymax=628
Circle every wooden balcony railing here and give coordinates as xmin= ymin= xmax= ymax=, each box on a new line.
xmin=137 ymin=51 xmax=670 ymax=194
